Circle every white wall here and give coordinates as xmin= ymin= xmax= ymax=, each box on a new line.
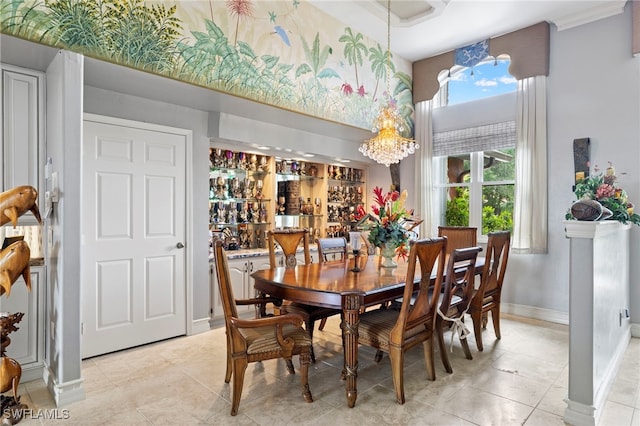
xmin=503 ymin=3 xmax=640 ymax=322
xmin=402 ymin=4 xmax=640 ymax=326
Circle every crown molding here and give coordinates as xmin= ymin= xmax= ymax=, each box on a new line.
xmin=552 ymin=1 xmax=626 ymax=31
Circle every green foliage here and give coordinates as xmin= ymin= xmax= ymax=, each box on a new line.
xmin=393 ymin=71 xmax=414 ymax=137
xmin=571 ymin=165 xmax=640 ymax=226
xmin=446 ymin=187 xmax=469 ymax=226
xmin=1 ymin=0 xmax=51 ymax=38
xmin=482 ymin=206 xmax=513 ymax=234
xmin=339 ymin=27 xmax=367 ymax=88
xmin=368 ymin=43 xmax=392 ymax=100
xmin=1 ymin=0 xmax=414 ymax=133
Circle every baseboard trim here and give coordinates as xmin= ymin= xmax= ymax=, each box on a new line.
xmin=42 ymin=365 xmax=85 ymax=407
xmin=502 ymin=303 xmax=569 ymax=325
xmin=631 ymin=323 xmax=640 ymax=337
xmin=190 ymin=317 xmax=212 ymax=335
xmin=564 ymin=399 xmax=597 ymax=426
xmin=563 ymin=328 xmax=630 ymax=426
xmin=20 ymin=363 xmax=44 ymax=383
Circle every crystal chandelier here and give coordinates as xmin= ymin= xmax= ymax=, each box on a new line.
xmin=359 ymin=0 xmax=418 ymax=167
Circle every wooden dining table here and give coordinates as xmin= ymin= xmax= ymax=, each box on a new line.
xmin=251 ymin=253 xmax=484 ymax=408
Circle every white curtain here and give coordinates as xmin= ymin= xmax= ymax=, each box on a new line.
xmin=414 ymin=100 xmax=434 ymax=237
xmin=414 ymin=88 xmax=445 ymax=238
xmin=513 ymin=75 xmax=547 ymax=253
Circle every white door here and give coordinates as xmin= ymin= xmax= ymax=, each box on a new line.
xmin=82 ymin=117 xmax=187 ymax=358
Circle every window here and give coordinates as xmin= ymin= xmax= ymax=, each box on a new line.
xmin=447 ymin=59 xmax=516 ymax=105
xmin=432 ymin=60 xmax=517 ymax=238
xmin=433 ymin=146 xmax=515 ymax=236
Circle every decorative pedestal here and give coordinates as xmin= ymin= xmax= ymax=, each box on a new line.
xmin=563 ymin=221 xmax=632 ymax=426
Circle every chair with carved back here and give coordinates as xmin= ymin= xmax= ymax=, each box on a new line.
xmin=435 ymin=246 xmax=482 ymax=373
xmin=267 ymin=229 xmax=342 ymax=363
xmin=358 ymin=237 xmax=447 ymax=404
xmin=437 ymin=226 xmax=477 ymax=257
xmin=212 ymin=240 xmax=313 ymax=416
xmin=469 ymin=230 xmax=511 ymax=351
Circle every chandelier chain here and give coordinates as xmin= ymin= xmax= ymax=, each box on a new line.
xmin=359 ymin=0 xmax=419 ymax=167
xmin=386 ymin=0 xmax=391 ymax=98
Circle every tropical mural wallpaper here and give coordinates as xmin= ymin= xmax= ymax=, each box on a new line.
xmin=1 ymin=0 xmax=414 ymax=135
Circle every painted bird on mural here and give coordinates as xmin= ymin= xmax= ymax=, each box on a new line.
xmin=272 ymin=25 xmax=291 ymax=46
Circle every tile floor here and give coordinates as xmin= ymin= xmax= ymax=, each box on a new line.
xmin=9 ymin=313 xmax=640 ymax=425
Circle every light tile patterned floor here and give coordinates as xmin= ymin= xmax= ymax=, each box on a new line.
xmin=9 ymin=314 xmax=640 ymax=425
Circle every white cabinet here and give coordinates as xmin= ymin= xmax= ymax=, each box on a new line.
xmin=210 ymin=254 xmax=271 ymax=319
xmin=1 ymin=64 xmax=44 ymax=224
xmin=0 ymin=266 xmax=45 ymax=382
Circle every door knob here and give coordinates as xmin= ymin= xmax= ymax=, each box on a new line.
xmin=176 ymin=242 xmax=185 ymax=249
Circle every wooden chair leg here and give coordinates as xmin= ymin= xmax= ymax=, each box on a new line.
xmin=285 ymin=358 xmax=295 ymax=374
xmin=482 ymin=311 xmax=488 ymax=329
xmin=471 ymin=310 xmax=484 ymax=352
xmin=388 ymin=347 xmax=405 ymax=404
xmin=374 ymin=349 xmax=384 ymax=363
xmin=306 ymin=319 xmax=317 ymax=363
xmin=318 ymin=317 xmax=327 ymax=331
xmin=230 ymin=358 xmax=248 ymax=416
xmin=460 ymin=317 xmax=473 ymax=360
xmin=423 ymin=336 xmax=436 ymax=381
xmin=299 ymin=351 xmax=313 ymax=403
xmin=491 ymin=306 xmax=501 ymax=339
xmin=460 ymin=336 xmax=473 ymax=360
xmin=224 ymin=331 xmax=232 ymax=383
xmin=436 ymin=320 xmax=452 ymax=373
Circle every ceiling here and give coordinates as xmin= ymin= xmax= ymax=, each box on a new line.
xmin=310 ymin=0 xmax=628 ymax=62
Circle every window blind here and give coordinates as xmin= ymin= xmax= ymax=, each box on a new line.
xmin=433 ymin=120 xmax=516 ymax=157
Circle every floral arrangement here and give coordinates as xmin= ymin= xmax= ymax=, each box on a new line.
xmin=566 ymin=162 xmax=640 ymax=225
xmin=355 ymin=186 xmax=413 ymax=259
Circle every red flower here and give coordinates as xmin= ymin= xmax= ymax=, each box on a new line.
xmin=357 ymin=85 xmax=366 ymax=97
xmin=341 ymin=82 xmax=353 ymax=95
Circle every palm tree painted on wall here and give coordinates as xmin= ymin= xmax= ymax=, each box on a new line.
xmin=339 ymin=27 xmax=368 ymax=92
xmin=1 ymin=0 xmax=414 ymax=133
xmin=368 ymin=42 xmax=395 ymax=102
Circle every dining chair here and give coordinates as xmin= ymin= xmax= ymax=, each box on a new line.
xmin=437 ymin=226 xmax=477 ymax=257
xmin=267 ymin=229 xmax=341 ymax=363
xmin=358 ymin=237 xmax=447 ymax=404
xmin=435 ymin=246 xmax=482 ymax=373
xmin=212 ymin=240 xmax=313 ymax=416
xmin=316 ymin=237 xmax=348 ymax=262
xmin=469 ymin=230 xmax=511 ymax=351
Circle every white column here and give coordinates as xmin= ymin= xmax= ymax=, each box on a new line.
xmin=563 ymin=221 xmax=632 ymax=426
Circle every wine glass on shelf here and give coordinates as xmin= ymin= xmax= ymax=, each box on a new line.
xmin=349 ymin=231 xmax=362 ymax=272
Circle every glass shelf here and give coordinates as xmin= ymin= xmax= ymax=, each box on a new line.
xmin=209 ymin=198 xmax=271 ymax=203
xmin=276 ymin=173 xmax=323 ymax=181
xmin=328 ymin=178 xmax=365 ymax=185
xmin=211 ymin=222 xmax=271 ymax=228
xmin=276 ymin=214 xmax=323 ymax=218
xmin=209 ymin=168 xmax=270 ymax=178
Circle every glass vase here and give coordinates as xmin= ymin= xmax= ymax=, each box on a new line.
xmin=379 ymin=243 xmax=398 ymax=268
